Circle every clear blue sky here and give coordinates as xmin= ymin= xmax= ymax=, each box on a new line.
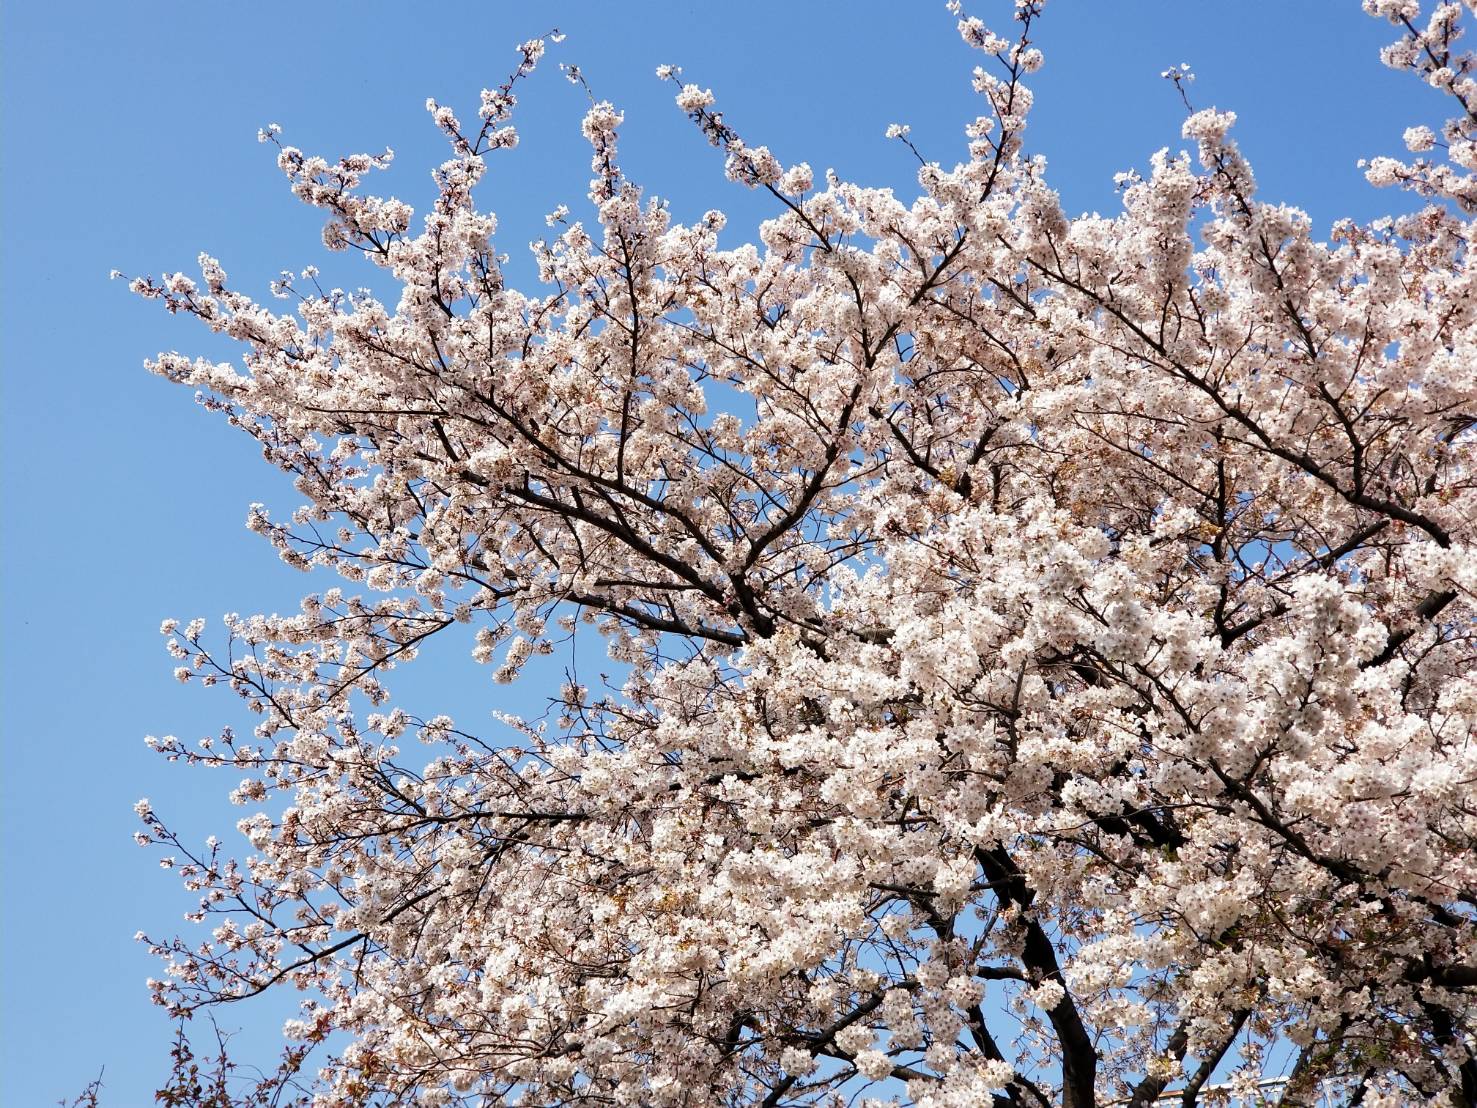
xmin=0 ymin=2 xmax=1434 ymax=1103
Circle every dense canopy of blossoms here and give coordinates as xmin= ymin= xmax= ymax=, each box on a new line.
xmin=127 ymin=3 xmax=1477 ymax=1105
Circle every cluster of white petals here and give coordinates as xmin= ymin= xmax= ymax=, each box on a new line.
xmin=127 ymin=6 xmax=1477 ymax=1106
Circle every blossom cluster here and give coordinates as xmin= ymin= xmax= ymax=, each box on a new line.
xmin=126 ymin=5 xmax=1477 ymax=1106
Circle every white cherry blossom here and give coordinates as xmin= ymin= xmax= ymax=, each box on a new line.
xmin=126 ymin=6 xmax=1477 ymax=1106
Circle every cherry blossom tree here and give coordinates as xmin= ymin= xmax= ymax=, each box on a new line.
xmin=124 ymin=2 xmax=1477 ymax=1104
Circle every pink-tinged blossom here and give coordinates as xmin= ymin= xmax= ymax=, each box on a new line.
xmin=674 ymin=83 xmax=714 ymax=113
xmin=124 ymin=5 xmax=1477 ymax=1106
